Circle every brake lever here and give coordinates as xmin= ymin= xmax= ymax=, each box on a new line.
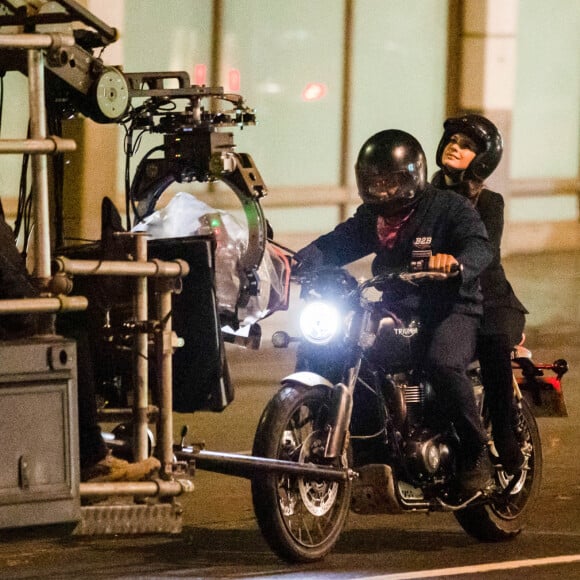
xmin=399 ymin=264 xmax=462 ymax=283
xmin=400 ymin=271 xmax=449 ymax=282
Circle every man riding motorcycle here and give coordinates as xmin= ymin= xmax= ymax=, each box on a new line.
xmin=294 ymin=129 xmax=494 ymax=495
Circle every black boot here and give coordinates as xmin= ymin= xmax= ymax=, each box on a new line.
xmin=493 ymin=426 xmax=525 ymax=475
xmin=458 ymin=445 xmax=494 ymax=495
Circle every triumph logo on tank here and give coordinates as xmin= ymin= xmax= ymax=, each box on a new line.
xmin=394 ymin=327 xmax=418 ymax=338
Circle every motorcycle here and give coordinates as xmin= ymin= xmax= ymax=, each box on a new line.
xmin=250 ymin=265 xmax=565 ymax=563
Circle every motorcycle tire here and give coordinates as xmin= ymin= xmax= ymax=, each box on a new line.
xmin=454 ymin=397 xmax=542 ymax=541
xmin=251 ymin=382 xmax=352 ymax=563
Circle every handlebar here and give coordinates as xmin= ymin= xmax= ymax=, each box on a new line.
xmin=362 ymin=263 xmax=462 ymax=292
xmin=291 ymin=264 xmax=463 ymax=305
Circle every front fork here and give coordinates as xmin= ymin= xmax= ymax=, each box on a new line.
xmin=324 ymin=309 xmax=370 ymax=459
xmin=324 ymin=354 xmax=362 ymax=459
xmin=324 ymin=383 xmax=353 ymax=458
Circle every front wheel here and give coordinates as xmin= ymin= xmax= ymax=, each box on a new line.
xmin=251 ymin=383 xmax=352 ymax=563
xmin=455 ymin=397 xmax=542 ymax=540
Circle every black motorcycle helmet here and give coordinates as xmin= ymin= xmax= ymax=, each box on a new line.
xmin=435 ymin=114 xmax=503 ymax=181
xmin=356 ymin=129 xmax=427 ymax=216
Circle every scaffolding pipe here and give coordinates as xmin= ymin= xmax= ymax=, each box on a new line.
xmin=54 ymin=247 xmax=189 ymax=467
xmin=27 ymin=48 xmax=52 ymax=284
xmin=79 ymin=479 xmax=190 ymax=498
xmin=134 ymin=235 xmax=149 ymax=462
xmin=0 ymin=32 xmax=75 ymax=49
xmin=155 ymin=280 xmax=175 ymax=477
xmin=0 ymin=137 xmax=77 ymax=154
xmin=0 ymin=296 xmax=88 ymax=314
xmin=54 ymin=256 xmax=189 ymax=278
xmin=180 ymin=449 xmax=355 ymax=482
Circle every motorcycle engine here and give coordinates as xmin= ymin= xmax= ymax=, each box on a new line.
xmin=385 ymin=375 xmax=455 ymax=480
xmin=404 ymin=429 xmax=453 ymax=480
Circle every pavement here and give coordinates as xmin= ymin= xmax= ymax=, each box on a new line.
xmin=500 ymin=250 xmax=579 ymax=346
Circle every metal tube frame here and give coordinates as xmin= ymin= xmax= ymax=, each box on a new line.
xmin=79 ymin=479 xmax=191 ymax=499
xmin=0 ymin=32 xmax=75 ymax=49
xmin=0 ymin=137 xmax=76 ymax=154
xmin=178 ymin=449 xmax=355 ymax=482
xmin=27 ymin=47 xmax=52 ymax=284
xmin=133 ymin=235 xmax=149 ymax=462
xmin=0 ymin=296 xmax=88 ymax=314
xmin=0 ymin=30 xmax=193 ymax=499
xmin=155 ymin=278 xmax=175 ymax=477
xmin=0 ymin=27 xmax=355 ymax=500
xmin=53 ymin=256 xmax=189 ymax=278
xmin=55 ymin=239 xmax=190 ymax=467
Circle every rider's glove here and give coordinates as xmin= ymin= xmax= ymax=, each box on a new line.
xmin=292 ymin=243 xmax=325 ymax=275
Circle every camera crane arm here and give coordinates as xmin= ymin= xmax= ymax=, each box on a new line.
xmin=0 ymin=0 xmax=269 ymax=310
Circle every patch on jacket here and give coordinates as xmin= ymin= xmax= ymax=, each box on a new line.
xmin=411 ymin=237 xmax=432 ymax=271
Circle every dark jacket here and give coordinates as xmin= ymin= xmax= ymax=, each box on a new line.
xmin=431 ymin=172 xmax=528 ymax=331
xmin=300 ymin=185 xmax=492 ymax=317
xmin=0 ymin=216 xmax=40 ymax=338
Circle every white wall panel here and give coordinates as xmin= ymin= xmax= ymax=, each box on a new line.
xmin=222 ymin=0 xmax=344 ymax=188
xmin=511 ymin=0 xmax=580 ymax=179
xmin=350 ymin=0 xmax=448 ymax=184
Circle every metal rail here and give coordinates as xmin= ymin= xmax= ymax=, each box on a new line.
xmin=56 ymin=238 xmax=190 ymax=466
xmin=79 ymin=479 xmax=191 ymax=499
xmin=0 ymin=32 xmax=75 ymax=49
xmin=0 ymin=295 xmax=87 ymax=313
xmin=178 ymin=449 xmax=356 ymax=482
xmin=54 ymin=256 xmax=189 ymax=278
xmin=0 ymin=137 xmax=76 ymax=154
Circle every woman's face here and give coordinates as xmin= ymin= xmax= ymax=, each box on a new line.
xmin=441 ymin=133 xmax=478 ymax=171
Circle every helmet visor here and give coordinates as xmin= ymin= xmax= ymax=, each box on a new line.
xmin=358 ymin=170 xmax=417 ymax=204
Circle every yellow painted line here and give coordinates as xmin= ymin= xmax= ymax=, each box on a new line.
xmin=361 ymin=554 xmax=580 ymax=579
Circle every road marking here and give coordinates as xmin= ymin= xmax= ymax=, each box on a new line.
xmin=361 ymin=554 xmax=580 ymax=579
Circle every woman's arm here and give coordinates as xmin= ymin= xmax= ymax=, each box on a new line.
xmin=476 ymin=189 xmax=504 ymax=268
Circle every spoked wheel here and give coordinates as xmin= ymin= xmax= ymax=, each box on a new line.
xmin=251 ymin=383 xmax=352 ymax=563
xmin=455 ymin=397 xmax=542 ymax=540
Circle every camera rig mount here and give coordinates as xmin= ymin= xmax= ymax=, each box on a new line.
xmin=0 ymin=0 xmax=270 ymax=312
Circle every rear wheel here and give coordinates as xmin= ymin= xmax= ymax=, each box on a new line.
xmin=455 ymin=398 xmax=542 ymax=540
xmin=251 ymin=383 xmax=352 ymax=563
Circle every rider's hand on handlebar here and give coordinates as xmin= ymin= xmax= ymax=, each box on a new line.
xmin=292 ymin=243 xmax=325 ymax=276
xmin=428 ymin=253 xmax=459 ymax=273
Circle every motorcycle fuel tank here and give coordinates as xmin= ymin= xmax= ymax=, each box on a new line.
xmin=367 ymin=315 xmax=420 ymax=370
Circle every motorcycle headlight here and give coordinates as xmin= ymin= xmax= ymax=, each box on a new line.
xmin=299 ymin=301 xmax=342 ymax=345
